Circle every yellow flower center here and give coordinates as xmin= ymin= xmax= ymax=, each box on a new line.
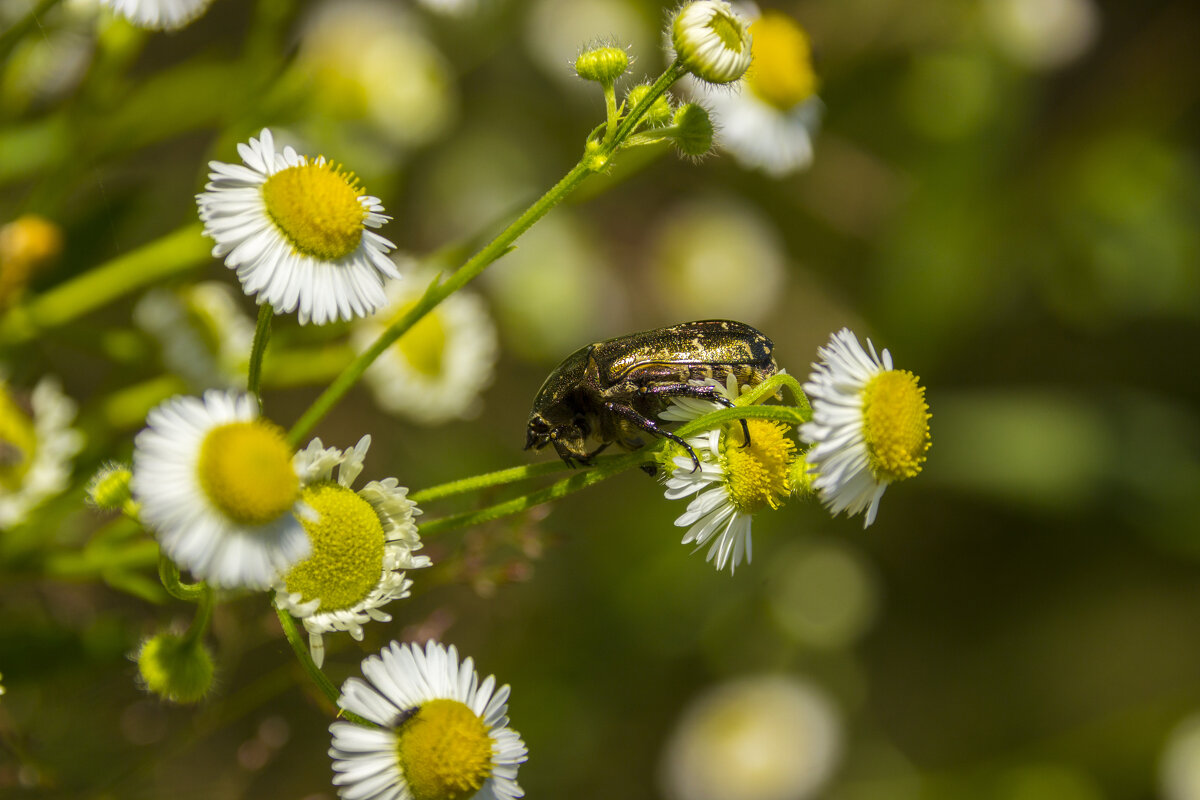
xmin=708 ymin=7 xmax=749 ymax=54
xmin=0 ymin=386 xmax=35 ymax=491
xmin=746 ymin=11 xmax=819 ymax=111
xmin=391 ymin=302 xmax=447 ymax=378
xmin=861 ymin=370 xmax=931 ymax=483
xmin=284 ymin=482 xmax=385 ymax=612
xmin=395 ymin=698 xmax=495 ymax=800
xmin=196 ymin=420 xmax=299 ymax=527
xmin=721 ymin=418 xmax=797 ymax=514
xmin=260 ymin=161 xmax=366 ymax=261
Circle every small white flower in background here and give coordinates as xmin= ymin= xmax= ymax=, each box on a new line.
xmin=131 ymin=390 xmax=311 ymax=589
xmin=0 ymin=376 xmax=84 ymax=531
xmin=134 ymin=282 xmax=256 ymax=390
xmin=800 ymin=328 xmax=931 ymax=527
xmin=660 ymin=374 xmax=797 ymax=574
xmin=276 ymin=435 xmax=431 ymax=669
xmin=670 ymin=0 xmax=754 ymax=85
xmin=329 ymin=640 xmax=528 ymax=800
xmin=0 ymin=671 xmax=5 ymax=697
xmin=196 ymin=128 xmax=400 ymax=325
xmin=354 ymin=263 xmax=498 ymax=425
xmin=689 ymin=8 xmax=823 ymax=177
xmin=659 ymin=674 xmax=842 ymax=800
xmin=98 ymin=0 xmax=215 ymax=30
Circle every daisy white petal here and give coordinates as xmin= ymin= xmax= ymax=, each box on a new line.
xmin=99 ymin=0 xmax=214 ymax=30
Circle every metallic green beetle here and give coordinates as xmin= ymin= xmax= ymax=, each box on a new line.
xmin=525 ymin=319 xmax=778 ymax=469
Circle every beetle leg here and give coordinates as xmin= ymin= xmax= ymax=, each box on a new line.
xmin=603 ymin=401 xmax=702 ymax=472
xmin=635 ymin=383 xmax=753 ymax=448
xmin=585 ymin=442 xmax=611 ymax=460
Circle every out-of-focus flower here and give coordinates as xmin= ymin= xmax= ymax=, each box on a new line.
xmin=298 ymin=0 xmax=457 ymax=149
xmin=0 ymin=215 xmax=63 ymax=310
xmin=329 ymin=640 xmax=528 ymax=800
xmin=196 ymin=128 xmax=400 ymax=325
xmin=659 ymin=375 xmax=797 ymax=573
xmin=276 ymin=436 xmax=430 ymax=668
xmin=354 ymin=264 xmax=498 ymax=425
xmin=800 ymin=328 xmax=931 ymax=527
xmin=650 ymin=197 xmax=786 ymax=322
xmin=135 ymin=631 xmax=214 ymax=704
xmin=133 ymin=282 xmax=255 ymax=390
xmin=131 ymin=390 xmax=311 ymax=589
xmin=659 ymin=674 xmax=843 ymax=800
xmin=0 ymin=376 xmax=84 ymax=530
xmin=984 ymin=0 xmax=1100 ymax=71
xmin=1162 ymin=712 xmax=1200 ymax=800
xmin=671 ymin=0 xmax=754 ymax=85
xmin=98 ymin=0 xmax=215 ymax=30
xmin=689 ymin=9 xmax=822 ymax=177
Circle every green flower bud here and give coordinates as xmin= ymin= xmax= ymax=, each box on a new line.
xmin=574 ymin=45 xmax=630 ymax=84
xmin=670 ymin=0 xmax=753 ymax=85
xmin=87 ymin=462 xmax=133 ymax=510
xmin=672 ymin=103 xmax=715 ymax=157
xmin=136 ymin=632 xmax=214 ymax=704
xmin=627 ymin=84 xmax=673 ymax=127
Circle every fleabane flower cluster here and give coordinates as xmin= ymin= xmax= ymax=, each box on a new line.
xmin=659 ymin=374 xmax=798 ymax=573
xmin=276 ymin=435 xmax=431 ymax=668
xmin=196 ymin=128 xmax=400 ymax=325
xmin=671 ymin=0 xmax=755 ymax=85
xmin=800 ymin=329 xmax=931 ymax=527
xmin=330 ymin=640 xmax=528 ymax=800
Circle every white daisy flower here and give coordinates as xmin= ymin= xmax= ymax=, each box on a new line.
xmin=131 ymin=390 xmax=311 ymax=589
xmin=660 ymin=374 xmax=797 ymax=573
xmin=670 ymin=0 xmax=754 ymax=85
xmin=353 ymin=264 xmax=498 ymax=425
xmin=0 ymin=375 xmax=84 ymax=530
xmin=196 ymin=128 xmax=400 ymax=325
xmin=800 ymin=328 xmax=931 ymax=527
xmin=98 ymin=0 xmax=215 ymax=30
xmin=329 ymin=640 xmax=528 ymax=800
xmin=276 ymin=435 xmax=431 ymax=669
xmin=689 ymin=8 xmax=823 ymax=177
xmin=133 ymin=281 xmax=256 ymax=390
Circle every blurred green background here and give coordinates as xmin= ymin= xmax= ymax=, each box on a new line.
xmin=2 ymin=0 xmax=1200 ymax=797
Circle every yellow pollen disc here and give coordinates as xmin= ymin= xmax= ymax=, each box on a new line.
xmin=196 ymin=420 xmax=299 ymax=527
xmin=746 ymin=11 xmax=819 ymax=111
xmin=260 ymin=162 xmax=367 ymax=261
xmin=395 ymin=698 xmax=494 ymax=800
xmin=721 ymin=418 xmax=797 ymax=514
xmin=0 ymin=387 xmax=36 ymax=491
xmin=391 ymin=302 xmax=447 ymax=378
xmin=862 ymin=370 xmax=931 ymax=483
xmin=284 ymin=483 xmax=385 ymax=611
xmin=708 ymin=9 xmax=747 ymax=53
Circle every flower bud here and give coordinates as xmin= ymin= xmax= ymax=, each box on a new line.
xmin=574 ymin=44 xmax=630 ymax=85
xmin=627 ymin=84 xmax=673 ymax=127
xmin=136 ymin=632 xmax=215 ymax=704
xmin=671 ymin=103 xmax=715 ymax=157
xmin=670 ymin=0 xmax=753 ymax=84
xmin=87 ymin=462 xmax=133 ymax=510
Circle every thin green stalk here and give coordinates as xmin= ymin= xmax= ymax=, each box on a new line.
xmin=418 ymin=450 xmax=648 ymax=536
xmin=607 ymin=59 xmax=684 ymax=145
xmin=158 ymin=554 xmax=208 ymax=602
xmin=180 ymin=585 xmax=214 ymax=647
xmin=0 ymin=222 xmax=209 ymax=344
xmin=247 ymin=303 xmax=273 ymax=408
xmin=274 ymin=600 xmax=371 ymax=725
xmin=410 ymin=460 xmax=575 ymax=504
xmin=674 ymin=404 xmax=808 ymax=439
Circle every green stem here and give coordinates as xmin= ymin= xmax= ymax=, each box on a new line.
xmin=273 ymin=600 xmax=370 ymax=725
xmin=287 ymin=60 xmax=689 ymax=445
xmin=158 ymin=555 xmax=208 ymax=602
xmin=418 ymin=451 xmax=647 ymax=536
xmin=410 ymin=460 xmax=575 ymax=504
xmin=0 ymin=222 xmax=210 ymax=344
xmin=181 ymin=585 xmax=214 ymax=647
xmin=247 ymin=303 xmax=274 ymax=408
xmin=603 ymin=83 xmax=620 ymax=141
xmin=674 ymin=404 xmax=808 ymax=439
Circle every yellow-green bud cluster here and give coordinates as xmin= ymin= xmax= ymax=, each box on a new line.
xmin=87 ymin=462 xmax=133 ymax=510
xmin=136 ymin=632 xmax=214 ymax=704
xmin=575 ymin=45 xmax=630 ymax=85
xmin=627 ymin=84 xmax=673 ymax=127
xmin=671 ymin=0 xmax=754 ymax=85
xmin=671 ymin=104 xmax=715 ymax=157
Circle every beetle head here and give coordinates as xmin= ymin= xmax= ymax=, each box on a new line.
xmin=525 ymin=410 xmax=591 ymax=466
